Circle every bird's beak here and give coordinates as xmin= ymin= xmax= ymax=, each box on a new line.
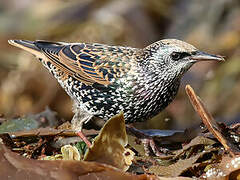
xmin=190 ymin=51 xmax=225 ymax=62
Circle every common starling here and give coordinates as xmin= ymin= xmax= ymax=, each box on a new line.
xmin=8 ymin=39 xmax=224 ymax=130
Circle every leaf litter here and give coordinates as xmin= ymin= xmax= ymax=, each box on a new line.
xmin=0 ymin=85 xmax=240 ymax=179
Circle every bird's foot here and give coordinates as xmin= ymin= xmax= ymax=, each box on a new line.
xmin=141 ymin=138 xmax=163 ymax=156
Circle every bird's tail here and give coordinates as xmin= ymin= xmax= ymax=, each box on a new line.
xmin=8 ymin=40 xmax=46 ymax=59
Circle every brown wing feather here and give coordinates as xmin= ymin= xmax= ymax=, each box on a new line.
xmin=42 ymin=46 xmax=95 ymax=84
xmin=53 ymin=43 xmax=138 ymax=86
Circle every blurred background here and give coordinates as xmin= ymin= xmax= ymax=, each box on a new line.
xmin=0 ymin=0 xmax=239 ymax=130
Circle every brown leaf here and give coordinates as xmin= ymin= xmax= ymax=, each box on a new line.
xmin=148 ymin=148 xmax=216 ymax=177
xmin=202 ymin=155 xmax=240 ymax=179
xmin=84 ymin=112 xmax=134 ymax=171
xmin=0 ymin=145 xmax=155 ymax=180
xmin=174 ymin=136 xmax=216 ymax=158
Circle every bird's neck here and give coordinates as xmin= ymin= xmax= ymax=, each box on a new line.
xmin=134 ymin=66 xmax=181 ymax=97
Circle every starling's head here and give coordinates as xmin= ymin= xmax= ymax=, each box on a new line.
xmin=143 ymin=39 xmax=224 ymax=78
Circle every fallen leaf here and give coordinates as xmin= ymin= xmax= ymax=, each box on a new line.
xmin=0 ymin=144 xmax=156 ymax=180
xmin=202 ymin=155 xmax=240 ymax=179
xmin=84 ymin=112 xmax=134 ymax=171
xmin=61 ymin=145 xmax=81 ymax=160
xmin=148 ymin=148 xmax=217 ymax=177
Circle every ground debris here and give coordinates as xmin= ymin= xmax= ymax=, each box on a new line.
xmin=186 ymin=84 xmax=240 ymax=156
xmin=0 ymin=145 xmax=156 ymax=180
xmin=0 ymin=85 xmax=239 ymax=179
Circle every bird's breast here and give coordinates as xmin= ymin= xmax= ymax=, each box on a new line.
xmin=123 ymin=74 xmax=181 ymax=122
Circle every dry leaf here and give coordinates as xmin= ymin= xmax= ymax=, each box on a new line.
xmin=0 ymin=145 xmax=155 ymax=180
xmin=61 ymin=145 xmax=81 ymax=160
xmin=202 ymin=155 xmax=240 ymax=179
xmin=84 ymin=112 xmax=134 ymax=171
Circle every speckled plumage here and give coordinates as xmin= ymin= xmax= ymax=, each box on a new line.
xmin=8 ymin=39 xmax=224 ymax=129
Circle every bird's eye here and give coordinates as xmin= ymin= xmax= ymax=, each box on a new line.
xmin=171 ymin=52 xmax=181 ymax=61
xmin=171 ymin=52 xmax=191 ymax=61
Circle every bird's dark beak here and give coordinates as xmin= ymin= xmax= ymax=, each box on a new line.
xmin=190 ymin=51 xmax=225 ymax=62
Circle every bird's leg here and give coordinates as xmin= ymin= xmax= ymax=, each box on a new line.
xmin=71 ymin=106 xmax=93 ymax=148
xmin=76 ymin=131 xmax=92 ymax=148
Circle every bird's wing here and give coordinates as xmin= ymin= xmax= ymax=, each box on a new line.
xmin=35 ymin=41 xmax=139 ymax=87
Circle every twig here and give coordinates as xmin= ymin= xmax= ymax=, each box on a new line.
xmin=185 ymin=84 xmax=238 ymax=156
